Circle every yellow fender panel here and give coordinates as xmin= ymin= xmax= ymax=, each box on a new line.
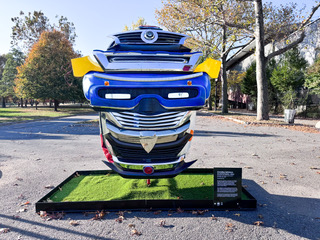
xmin=194 ymin=58 xmax=221 ymax=79
xmin=71 ymin=56 xmax=104 ymax=77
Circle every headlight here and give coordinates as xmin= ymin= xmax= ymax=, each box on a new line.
xmin=168 ymin=92 xmax=189 ymax=99
xmin=105 ymin=93 xmax=131 ymax=99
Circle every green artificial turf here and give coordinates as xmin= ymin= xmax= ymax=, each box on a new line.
xmin=49 ymin=173 xmax=214 ymax=202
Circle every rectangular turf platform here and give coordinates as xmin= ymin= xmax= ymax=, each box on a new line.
xmin=35 ymin=169 xmax=256 ymax=212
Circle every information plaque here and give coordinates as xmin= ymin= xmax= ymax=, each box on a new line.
xmin=213 ymin=168 xmax=242 ymax=208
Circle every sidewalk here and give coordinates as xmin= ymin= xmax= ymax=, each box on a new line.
xmin=200 ymin=108 xmax=320 ymax=130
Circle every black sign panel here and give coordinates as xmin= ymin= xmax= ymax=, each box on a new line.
xmin=213 ymin=168 xmax=242 ymax=208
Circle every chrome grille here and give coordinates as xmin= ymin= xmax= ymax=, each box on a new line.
xmin=157 ymin=32 xmax=182 ymax=44
xmin=115 ymin=32 xmax=144 ymax=44
xmin=114 ymin=31 xmax=185 ymax=45
xmin=110 ymin=111 xmax=188 ymax=130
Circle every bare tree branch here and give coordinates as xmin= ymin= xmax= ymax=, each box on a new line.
xmin=298 ymin=2 xmax=320 ymax=30
xmin=265 ymin=31 xmax=305 ymax=61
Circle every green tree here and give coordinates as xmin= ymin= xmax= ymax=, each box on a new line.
xmin=11 ymin=10 xmax=76 ymax=53
xmin=15 ymin=30 xmax=82 ymax=111
xmin=0 ymin=54 xmax=8 ymax=108
xmin=212 ymin=0 xmax=320 ymax=119
xmin=0 ymin=49 xmax=24 ymax=108
xmin=242 ymin=59 xmax=280 ymax=112
xmin=305 ymin=58 xmax=320 ymax=95
xmin=241 ymin=62 xmax=257 ymax=104
xmin=270 ymin=47 xmax=308 ymax=109
xmin=156 ymin=0 xmax=255 ymax=113
xmin=123 ymin=17 xmax=147 ymax=31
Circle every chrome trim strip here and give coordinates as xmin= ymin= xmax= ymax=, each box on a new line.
xmin=93 ymin=72 xmax=203 ymax=82
xmin=111 ymin=155 xmax=184 ymax=166
xmin=93 ymin=51 xmax=202 ymax=72
xmin=106 ymin=121 xmax=190 ymax=142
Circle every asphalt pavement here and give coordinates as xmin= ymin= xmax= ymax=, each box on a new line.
xmin=0 ymin=112 xmax=319 ymax=240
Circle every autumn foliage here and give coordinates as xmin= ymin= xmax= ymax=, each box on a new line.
xmin=15 ymin=30 xmax=82 ymax=110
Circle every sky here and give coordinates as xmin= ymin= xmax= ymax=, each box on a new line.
xmin=0 ymin=0 xmax=319 ymax=57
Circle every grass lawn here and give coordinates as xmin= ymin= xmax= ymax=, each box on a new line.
xmin=0 ymin=106 xmax=95 ymax=124
xmin=50 ymin=173 xmax=214 ymax=202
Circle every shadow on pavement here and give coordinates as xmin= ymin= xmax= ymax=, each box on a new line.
xmin=0 ymin=117 xmax=99 ymax=140
xmin=0 ymin=214 xmax=111 ymax=240
xmin=194 ymin=130 xmax=276 ymax=138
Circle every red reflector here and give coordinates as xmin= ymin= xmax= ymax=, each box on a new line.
xmin=143 ymin=166 xmax=154 ymax=175
xmin=183 ymin=65 xmax=192 ymax=71
xmin=100 ymin=134 xmax=114 ymax=163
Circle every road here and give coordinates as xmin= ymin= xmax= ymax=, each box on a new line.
xmin=0 ymin=112 xmax=319 ymax=240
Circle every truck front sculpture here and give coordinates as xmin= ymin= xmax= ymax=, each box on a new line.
xmin=71 ymin=26 xmax=221 ymax=178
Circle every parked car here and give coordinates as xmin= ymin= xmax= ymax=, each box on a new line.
xmin=72 ymin=26 xmax=220 ymax=178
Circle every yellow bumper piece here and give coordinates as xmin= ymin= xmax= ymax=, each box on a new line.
xmin=71 ymin=56 xmax=104 ymax=77
xmin=194 ymin=58 xmax=221 ymax=79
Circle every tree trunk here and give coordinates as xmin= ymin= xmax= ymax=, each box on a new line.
xmin=54 ymin=99 xmax=59 ymax=111
xmin=255 ymin=0 xmax=269 ymax=120
xmin=208 ymin=94 xmax=213 ymax=110
xmin=1 ymin=97 xmax=6 ymax=108
xmin=221 ymin=25 xmax=228 ymax=114
xmin=20 ymin=98 xmax=23 ymax=108
xmin=214 ymin=79 xmax=218 ymax=111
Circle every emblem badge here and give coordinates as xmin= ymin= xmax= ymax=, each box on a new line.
xmin=140 ymin=131 xmax=157 ymax=153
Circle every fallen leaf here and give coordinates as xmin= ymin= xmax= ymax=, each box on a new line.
xmin=225 ymin=222 xmax=234 ymax=232
xmin=134 ymin=216 xmax=141 ymax=220
xmin=0 ymin=228 xmax=10 ymax=233
xmin=131 ymin=229 xmax=142 ymax=236
xmin=244 ymin=166 xmax=253 ymax=169
xmin=317 ymin=171 xmax=320 ymax=174
xmin=211 ymin=215 xmax=217 ymax=220
xmin=12 ymin=215 xmax=21 ymax=219
xmin=91 ymin=211 xmax=105 ymax=220
xmin=44 ymin=185 xmax=55 ymax=189
xmin=46 ymin=212 xmax=65 ymax=221
xmin=17 ymin=194 xmax=26 ymax=200
xmin=167 ymin=214 xmax=172 ymax=216
xmin=128 ymin=223 xmax=135 ymax=228
xmin=290 ymin=163 xmax=296 ymax=165
xmin=200 ymin=182 xmax=205 ymax=185
xmin=252 ymin=153 xmax=258 ymax=157
xmin=20 ymin=201 xmax=30 ymax=206
xmin=258 ymin=214 xmax=264 ymax=219
xmin=69 ymin=220 xmax=80 ymax=226
xmin=115 ymin=216 xmax=125 ymax=223
xmin=16 ymin=177 xmax=23 ymax=181
xmin=254 ymin=221 xmax=264 ymax=226
xmin=16 ymin=208 xmax=27 ymax=213
xmin=153 ymin=210 xmax=162 ymax=215
xmin=39 ymin=211 xmax=47 ymax=217
xmin=159 ymin=220 xmax=166 ymax=227
xmin=310 ymin=167 xmax=319 ymax=170
xmin=176 ymin=207 xmax=184 ymax=213
xmin=234 ymin=213 xmax=241 ymax=217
